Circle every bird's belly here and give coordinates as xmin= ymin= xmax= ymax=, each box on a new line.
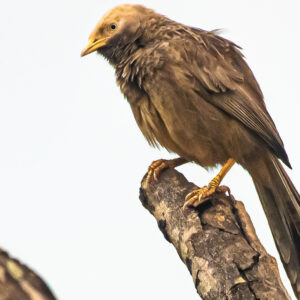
xmin=136 ymin=97 xmax=231 ymax=167
xmin=136 ymin=92 xmax=261 ymax=168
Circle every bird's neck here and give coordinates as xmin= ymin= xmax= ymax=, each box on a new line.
xmin=100 ymin=15 xmax=176 ymax=66
xmin=100 ymin=16 xmax=183 ymax=94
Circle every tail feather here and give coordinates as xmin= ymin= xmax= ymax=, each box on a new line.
xmin=250 ymin=154 xmax=300 ymax=299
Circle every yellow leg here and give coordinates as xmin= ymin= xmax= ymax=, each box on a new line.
xmin=184 ymin=158 xmax=236 ymax=209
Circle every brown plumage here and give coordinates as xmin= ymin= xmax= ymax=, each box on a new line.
xmin=81 ymin=4 xmax=300 ymax=298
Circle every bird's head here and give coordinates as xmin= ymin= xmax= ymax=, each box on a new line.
xmin=81 ymin=4 xmax=156 ymax=59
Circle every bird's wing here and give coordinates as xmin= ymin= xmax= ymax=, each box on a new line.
xmin=182 ymin=29 xmax=290 ymax=167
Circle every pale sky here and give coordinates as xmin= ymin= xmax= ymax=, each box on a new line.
xmin=1 ymin=0 xmax=299 ymax=299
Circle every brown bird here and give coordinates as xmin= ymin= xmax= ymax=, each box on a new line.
xmin=81 ymin=4 xmax=300 ymax=298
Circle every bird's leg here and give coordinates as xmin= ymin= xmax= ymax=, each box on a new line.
xmin=184 ymin=158 xmax=236 ymax=209
xmin=145 ymin=157 xmax=188 ymax=188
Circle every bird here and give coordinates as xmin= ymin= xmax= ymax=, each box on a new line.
xmin=81 ymin=4 xmax=300 ymax=298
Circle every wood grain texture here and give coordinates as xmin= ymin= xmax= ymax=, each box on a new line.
xmin=140 ymin=168 xmax=290 ymax=299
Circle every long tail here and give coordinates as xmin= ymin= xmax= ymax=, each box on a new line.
xmin=247 ymin=153 xmax=300 ymax=298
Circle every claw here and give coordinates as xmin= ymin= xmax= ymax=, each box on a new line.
xmin=183 ymin=185 xmax=216 ymax=209
xmin=145 ymin=157 xmax=188 ymax=189
xmin=145 ymin=159 xmax=168 ymax=188
xmin=183 ymin=185 xmax=230 ymax=209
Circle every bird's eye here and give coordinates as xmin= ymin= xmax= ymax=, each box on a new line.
xmin=110 ymin=24 xmax=116 ymax=30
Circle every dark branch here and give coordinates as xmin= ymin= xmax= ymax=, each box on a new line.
xmin=0 ymin=248 xmax=56 ymax=300
xmin=140 ymin=168 xmax=290 ymax=300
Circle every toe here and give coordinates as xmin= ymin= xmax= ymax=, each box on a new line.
xmin=145 ymin=159 xmax=168 ymax=188
xmin=184 ymin=188 xmax=206 ymax=209
xmin=183 ymin=194 xmax=202 ymax=209
xmin=184 ymin=185 xmax=218 ymax=209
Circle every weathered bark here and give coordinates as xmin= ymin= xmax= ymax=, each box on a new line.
xmin=140 ymin=168 xmax=291 ymax=300
xmin=0 ymin=248 xmax=56 ymax=300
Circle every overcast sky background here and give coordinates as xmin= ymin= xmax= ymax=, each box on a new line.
xmin=1 ymin=0 xmax=299 ymax=299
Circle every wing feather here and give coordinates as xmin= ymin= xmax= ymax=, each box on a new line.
xmin=186 ymin=29 xmax=291 ymax=167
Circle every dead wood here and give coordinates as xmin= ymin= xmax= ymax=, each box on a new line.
xmin=140 ymin=168 xmax=290 ymax=300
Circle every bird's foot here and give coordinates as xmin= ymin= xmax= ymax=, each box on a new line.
xmin=145 ymin=159 xmax=172 ymax=188
xmin=145 ymin=157 xmax=188 ymax=189
xmin=183 ymin=175 xmax=227 ymax=209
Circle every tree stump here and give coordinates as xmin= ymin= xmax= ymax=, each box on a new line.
xmin=140 ymin=168 xmax=291 ymax=299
